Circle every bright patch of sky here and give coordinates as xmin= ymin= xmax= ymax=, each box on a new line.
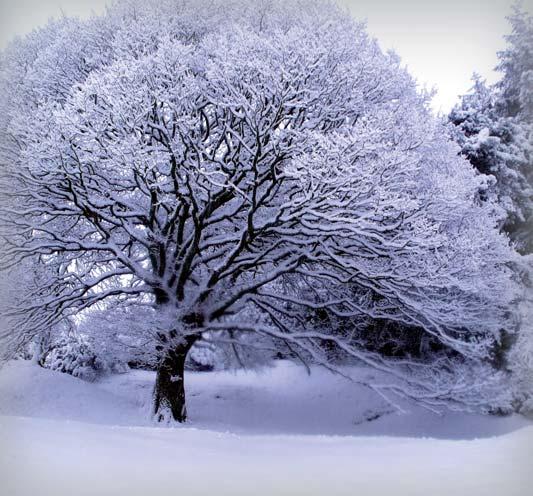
xmin=340 ymin=0 xmax=523 ymax=112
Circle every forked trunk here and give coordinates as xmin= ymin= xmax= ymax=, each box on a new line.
xmin=153 ymin=336 xmax=197 ymax=422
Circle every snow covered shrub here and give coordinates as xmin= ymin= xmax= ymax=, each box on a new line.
xmin=21 ymin=317 xmax=131 ymax=381
xmin=42 ymin=333 xmax=110 ymax=382
xmin=14 ymin=332 xmax=52 ymax=364
xmin=186 ymin=341 xmax=219 ymax=371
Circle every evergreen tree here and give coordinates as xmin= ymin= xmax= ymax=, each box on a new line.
xmin=450 ymin=4 xmax=533 ymax=253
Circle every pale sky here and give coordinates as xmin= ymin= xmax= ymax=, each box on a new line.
xmin=340 ymin=0 xmax=523 ymax=112
xmin=0 ymin=0 xmax=527 ymax=112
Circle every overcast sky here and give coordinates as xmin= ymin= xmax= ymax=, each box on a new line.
xmin=0 ymin=0 xmax=525 ymax=112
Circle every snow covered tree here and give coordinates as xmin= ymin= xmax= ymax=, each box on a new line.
xmin=0 ymin=0 xmax=521 ymax=422
xmin=449 ymin=4 xmax=533 ymax=408
xmin=449 ymin=4 xmax=533 ymax=253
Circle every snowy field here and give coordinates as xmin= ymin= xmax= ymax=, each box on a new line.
xmin=0 ymin=360 xmax=531 ymax=496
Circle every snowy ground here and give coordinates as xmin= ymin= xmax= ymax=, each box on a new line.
xmin=0 ymin=360 xmax=531 ymax=495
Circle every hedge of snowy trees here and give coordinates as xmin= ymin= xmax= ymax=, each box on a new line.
xmin=0 ymin=0 xmax=531 ymax=422
xmin=449 ymin=4 xmax=533 ymax=413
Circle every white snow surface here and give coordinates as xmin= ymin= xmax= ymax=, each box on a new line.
xmin=0 ymin=359 xmax=531 ymax=496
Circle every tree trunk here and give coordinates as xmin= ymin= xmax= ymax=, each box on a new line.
xmin=153 ymin=335 xmax=197 ymax=422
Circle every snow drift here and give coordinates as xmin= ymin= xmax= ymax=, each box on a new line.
xmin=0 ymin=360 xmax=531 ymax=496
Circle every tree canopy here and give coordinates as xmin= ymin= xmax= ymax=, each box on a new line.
xmin=0 ymin=0 xmax=522 ymax=421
